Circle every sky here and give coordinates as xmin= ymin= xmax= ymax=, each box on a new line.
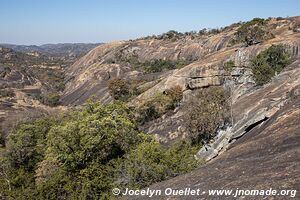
xmin=0 ymin=0 xmax=300 ymax=45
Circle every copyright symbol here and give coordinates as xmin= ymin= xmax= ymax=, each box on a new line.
xmin=112 ymin=188 xmax=121 ymax=195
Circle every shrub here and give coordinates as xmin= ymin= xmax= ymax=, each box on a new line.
xmin=135 ymin=59 xmax=189 ymax=73
xmin=143 ymin=59 xmax=175 ymax=73
xmin=164 ymin=140 xmax=201 ymax=175
xmin=2 ymin=102 xmax=141 ymax=199
xmin=207 ymin=28 xmax=221 ymax=35
xmin=223 ymin=60 xmax=235 ymax=71
xmin=41 ymin=93 xmax=60 ymax=106
xmin=108 ymin=78 xmax=130 ymax=100
xmin=54 ymin=81 xmax=65 ymax=92
xmin=137 ymin=101 xmax=160 ymax=124
xmin=184 ymin=87 xmax=229 ymax=144
xmin=137 ymin=86 xmax=183 ymax=124
xmin=120 ymin=140 xmax=201 ymax=188
xmin=276 ymin=17 xmax=284 ymax=21
xmin=0 ymin=156 xmax=11 ymax=197
xmin=0 ymin=89 xmax=15 ymax=98
xmin=158 ymin=30 xmax=183 ymax=40
xmin=164 ymin=85 xmax=183 ymax=107
xmin=251 ymin=44 xmax=292 ymax=85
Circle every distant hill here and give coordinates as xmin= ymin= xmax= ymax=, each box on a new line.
xmin=0 ymin=43 xmax=102 ymax=58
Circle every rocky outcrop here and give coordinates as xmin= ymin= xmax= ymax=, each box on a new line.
xmin=196 ymin=59 xmax=300 ymax=161
xmin=135 ymin=30 xmax=300 ymax=144
xmin=61 ymin=17 xmax=300 ymax=147
xmin=120 ymin=19 xmax=300 ymax=198
xmin=2 ymin=16 xmax=300 ymax=199
xmin=61 ymin=28 xmax=238 ymax=105
xmin=0 ymin=89 xmax=65 ymax=138
xmin=59 ymin=17 xmax=300 ymax=185
xmin=62 ymin=17 xmax=299 ymax=108
xmin=123 ymin=93 xmax=300 ymax=199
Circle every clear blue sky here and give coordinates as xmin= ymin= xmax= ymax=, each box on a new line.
xmin=1 ymin=0 xmax=299 ymax=45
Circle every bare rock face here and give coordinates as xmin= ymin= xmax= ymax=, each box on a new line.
xmin=188 ymin=76 xmax=223 ymax=89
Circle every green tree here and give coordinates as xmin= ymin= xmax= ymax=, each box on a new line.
xmin=41 ymin=93 xmax=60 ymax=106
xmin=251 ymin=44 xmax=292 ymax=85
xmin=1 ymin=101 xmax=203 ymax=199
xmin=7 ymin=118 xmax=55 ymax=170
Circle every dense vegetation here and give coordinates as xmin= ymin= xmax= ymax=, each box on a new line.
xmin=0 ymin=101 xmax=202 ymax=199
xmin=251 ymin=44 xmax=292 ymax=85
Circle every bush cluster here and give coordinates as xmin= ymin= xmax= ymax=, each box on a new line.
xmin=223 ymin=60 xmax=235 ymax=72
xmin=137 ymin=27 xmax=226 ymax=41
xmin=251 ymin=44 xmax=292 ymax=85
xmin=108 ymin=78 xmax=130 ymax=101
xmin=40 ymin=93 xmax=60 ymax=106
xmin=136 ymin=85 xmax=183 ymax=124
xmin=184 ymin=87 xmax=229 ymax=144
xmin=108 ymin=78 xmax=145 ymax=102
xmin=0 ymin=101 xmax=202 ymax=199
xmin=120 ymin=140 xmax=201 ymax=189
xmin=0 ymin=130 xmax=4 ymax=148
xmin=133 ymin=59 xmax=190 ymax=73
xmin=0 ymin=89 xmax=15 ymax=98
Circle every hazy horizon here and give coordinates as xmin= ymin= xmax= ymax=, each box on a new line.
xmin=1 ymin=0 xmax=300 ymax=45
